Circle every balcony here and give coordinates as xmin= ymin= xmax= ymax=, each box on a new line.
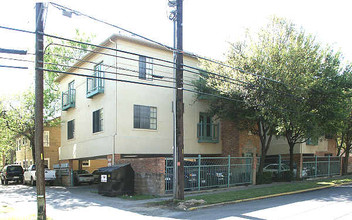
xmin=86 ymin=77 xmax=104 ymax=98
xmin=197 ymin=122 xmax=220 ymax=143
xmin=62 ymin=89 xmax=76 ymax=111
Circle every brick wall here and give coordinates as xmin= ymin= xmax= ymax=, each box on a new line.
xmin=113 ymin=156 xmax=165 ymax=195
xmin=221 ymin=120 xmax=260 ymax=157
xmin=44 ymin=126 xmax=61 ymax=169
xmin=15 ymin=126 xmax=60 ymax=169
xmin=221 ymin=120 xmax=240 ymax=157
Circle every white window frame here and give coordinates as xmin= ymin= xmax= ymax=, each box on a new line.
xmin=43 ymin=131 xmax=50 ymax=147
xmin=82 ymin=160 xmax=90 ymax=167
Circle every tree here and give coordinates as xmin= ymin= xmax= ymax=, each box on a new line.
xmin=0 ymin=30 xmax=94 ymax=163
xmin=195 ymin=16 xmax=349 ymax=178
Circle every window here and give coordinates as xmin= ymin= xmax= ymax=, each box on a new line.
xmin=16 ymin=139 xmax=21 ymax=151
xmin=43 ymin=131 xmax=50 ymax=147
xmin=93 ymin=109 xmax=103 ymax=133
xmin=133 ymin=105 xmax=157 ymax=130
xmin=82 ymin=160 xmax=90 ymax=167
xmin=68 ymin=80 xmax=75 ymax=91
xmin=139 ymin=56 xmax=153 ymax=80
xmin=62 ymin=80 xmax=76 ymax=110
xmin=67 ymin=119 xmax=75 ymax=140
xmin=87 ymin=62 xmax=104 ymax=98
xmin=197 ymin=113 xmax=219 ymax=143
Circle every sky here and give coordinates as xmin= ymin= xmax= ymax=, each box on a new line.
xmin=0 ymin=0 xmax=352 ymax=97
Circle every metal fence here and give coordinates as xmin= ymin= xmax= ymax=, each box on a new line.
xmin=302 ymin=156 xmax=341 ymax=178
xmin=165 ymin=155 xmax=253 ymax=192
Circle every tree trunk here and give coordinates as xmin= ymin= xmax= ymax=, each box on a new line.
xmin=343 ymin=145 xmax=350 ymax=175
xmin=30 ymin=140 xmax=35 ymax=164
xmin=289 ymin=142 xmax=295 ymax=173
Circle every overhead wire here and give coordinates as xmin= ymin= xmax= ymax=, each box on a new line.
xmin=48 ymin=2 xmax=288 ymax=86
xmin=0 ymin=24 xmax=309 ymax=114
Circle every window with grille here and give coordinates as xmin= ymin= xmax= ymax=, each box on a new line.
xmin=133 ymin=105 xmax=157 ymax=130
xmin=93 ymin=109 xmax=103 ymax=133
xmin=139 ymin=56 xmax=153 ymax=80
xmin=67 ymin=119 xmax=75 ymax=140
xmin=43 ymin=131 xmax=50 ymax=147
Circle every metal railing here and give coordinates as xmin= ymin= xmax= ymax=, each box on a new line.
xmin=302 ymin=156 xmax=341 ymax=178
xmin=165 ymin=155 xmax=253 ymax=192
xmin=86 ymin=77 xmax=104 ymax=98
xmin=197 ymin=123 xmax=220 ymax=143
xmin=62 ymin=89 xmax=76 ymax=111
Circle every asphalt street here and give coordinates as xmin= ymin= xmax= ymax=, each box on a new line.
xmin=0 ymin=183 xmax=351 ymax=219
xmin=174 ymin=184 xmax=352 ymax=220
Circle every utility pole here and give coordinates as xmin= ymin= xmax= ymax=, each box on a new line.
xmin=175 ymin=0 xmax=184 ymax=200
xmin=35 ymin=2 xmax=46 ymax=220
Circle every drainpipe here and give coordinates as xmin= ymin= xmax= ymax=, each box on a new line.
xmin=109 ymin=38 xmax=118 ymax=166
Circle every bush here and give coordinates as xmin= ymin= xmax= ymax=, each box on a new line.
xmin=256 ymin=172 xmax=273 ymax=184
xmin=274 ymin=171 xmax=293 ymax=182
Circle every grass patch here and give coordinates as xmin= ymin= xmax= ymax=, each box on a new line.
xmin=187 ymin=177 xmax=352 ymax=205
xmin=118 ymin=194 xmax=159 ymax=200
xmin=149 ymin=176 xmax=352 ymax=209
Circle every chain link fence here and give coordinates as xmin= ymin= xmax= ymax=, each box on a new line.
xmin=165 ymin=155 xmax=253 ymax=192
xmin=302 ymin=156 xmax=341 ymax=178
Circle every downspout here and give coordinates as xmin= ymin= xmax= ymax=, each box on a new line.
xmin=109 ymin=38 xmax=118 ymax=166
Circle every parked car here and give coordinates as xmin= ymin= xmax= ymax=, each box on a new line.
xmin=0 ymin=164 xmax=24 ymax=185
xmin=73 ymin=170 xmax=94 ymax=185
xmin=263 ymin=163 xmax=290 ymax=174
xmin=23 ymin=165 xmax=56 ymax=186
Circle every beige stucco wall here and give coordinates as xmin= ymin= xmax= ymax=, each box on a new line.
xmin=59 ymin=36 xmax=222 ymax=160
xmin=267 ymin=136 xmax=331 ymax=156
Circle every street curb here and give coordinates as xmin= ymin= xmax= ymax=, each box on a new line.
xmin=187 ymin=182 xmax=352 ymax=211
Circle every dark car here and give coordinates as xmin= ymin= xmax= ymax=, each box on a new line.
xmin=1 ymin=165 xmax=24 ymax=185
xmin=73 ymin=170 xmax=94 ymax=186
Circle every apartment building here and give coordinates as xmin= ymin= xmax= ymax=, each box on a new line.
xmin=56 ymin=34 xmax=260 ymax=193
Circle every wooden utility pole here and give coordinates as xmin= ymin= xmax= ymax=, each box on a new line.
xmin=175 ymin=0 xmax=184 ymax=200
xmin=35 ymin=2 xmax=46 ymax=219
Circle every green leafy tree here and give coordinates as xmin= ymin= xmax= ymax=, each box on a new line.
xmin=196 ymin=16 xmax=349 ymax=178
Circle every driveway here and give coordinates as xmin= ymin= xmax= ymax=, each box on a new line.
xmin=0 ymin=183 xmax=179 ymax=219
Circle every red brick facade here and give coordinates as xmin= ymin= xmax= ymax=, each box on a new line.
xmin=110 ymin=155 xmax=166 ymax=195
xmin=221 ymin=120 xmax=260 ymax=157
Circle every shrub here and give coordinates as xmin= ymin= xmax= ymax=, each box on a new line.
xmin=256 ymin=172 xmax=273 ymax=184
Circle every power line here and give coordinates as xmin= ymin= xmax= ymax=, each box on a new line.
xmin=49 ymin=2 xmax=177 ymax=53
xmin=48 ymin=2 xmax=288 ymax=86
xmin=0 ymin=65 xmax=28 ymax=69
xmin=0 ymin=57 xmax=34 ymax=63
xmin=45 ymin=42 xmax=176 ymax=73
xmin=0 ymin=24 xmax=306 ymax=106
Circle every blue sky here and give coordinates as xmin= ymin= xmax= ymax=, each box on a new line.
xmin=1 ymin=0 xmax=351 ymax=97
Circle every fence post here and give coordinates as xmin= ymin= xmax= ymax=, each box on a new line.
xmin=198 ymin=155 xmax=201 ymax=191
xmin=278 ymin=154 xmax=282 ymax=174
xmin=328 ymin=155 xmax=330 ymax=176
xmin=227 ymin=155 xmax=231 ymax=188
xmin=252 ymin=155 xmax=257 ymax=185
xmin=315 ymin=155 xmax=318 ymax=178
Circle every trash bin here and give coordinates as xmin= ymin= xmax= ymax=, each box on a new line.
xmin=98 ymin=164 xmax=134 ymax=196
